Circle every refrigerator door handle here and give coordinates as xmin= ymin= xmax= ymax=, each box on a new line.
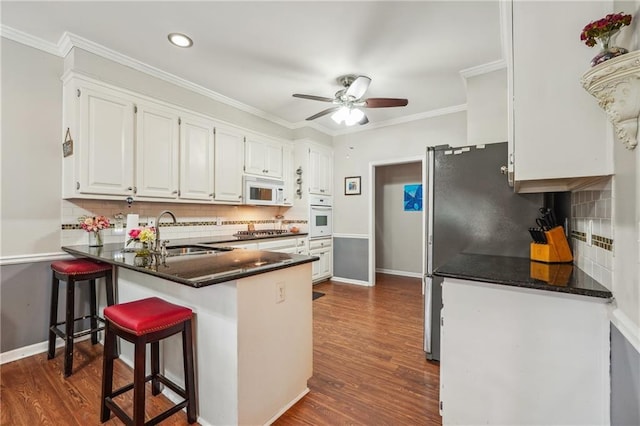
xmin=424 ymin=273 xmax=433 ymax=354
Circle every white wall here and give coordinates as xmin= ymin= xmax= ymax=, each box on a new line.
xmin=1 ymin=39 xmax=64 ymax=256
xmin=465 ymin=68 xmax=507 ymax=145
xmin=375 ymin=162 xmax=422 ymax=274
xmin=611 ymin=0 xmax=640 ymax=336
xmin=333 ymin=111 xmax=467 ymax=235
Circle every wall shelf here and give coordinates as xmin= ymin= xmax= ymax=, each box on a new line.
xmin=581 ymin=50 xmax=640 ymax=150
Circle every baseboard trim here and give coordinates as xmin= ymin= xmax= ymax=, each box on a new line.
xmin=610 ymin=308 xmax=640 ymax=354
xmin=375 ymin=268 xmax=422 ymax=279
xmin=331 ymin=276 xmax=372 ymax=287
xmin=265 ymin=387 xmax=310 ymax=425
xmin=1 ymin=334 xmax=91 ymax=365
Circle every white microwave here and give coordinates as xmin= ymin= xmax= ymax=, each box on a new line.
xmin=243 ymin=176 xmax=285 ymax=205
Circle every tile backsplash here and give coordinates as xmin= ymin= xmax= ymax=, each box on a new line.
xmin=62 ymin=199 xmax=307 ymax=247
xmin=571 ymin=179 xmax=613 ymax=289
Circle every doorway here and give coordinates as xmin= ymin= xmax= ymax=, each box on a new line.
xmin=368 ymin=156 xmax=426 ymax=286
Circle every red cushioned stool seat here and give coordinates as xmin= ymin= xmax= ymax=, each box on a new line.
xmin=101 ymin=297 xmax=197 ymax=425
xmin=104 ymin=297 xmax=192 ymax=336
xmin=51 ymin=259 xmax=113 ymax=276
xmin=48 ymin=258 xmax=114 ymax=377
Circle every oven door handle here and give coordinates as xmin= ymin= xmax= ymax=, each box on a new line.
xmin=311 ymin=206 xmax=332 ymax=211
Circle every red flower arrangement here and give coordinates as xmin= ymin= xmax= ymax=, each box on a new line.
xmin=580 ymin=13 xmax=632 ymax=47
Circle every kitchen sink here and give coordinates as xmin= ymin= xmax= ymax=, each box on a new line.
xmin=165 ymin=245 xmax=233 ymax=257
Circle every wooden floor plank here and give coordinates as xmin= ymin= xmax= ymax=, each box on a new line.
xmin=1 ymin=273 xmax=440 ymax=425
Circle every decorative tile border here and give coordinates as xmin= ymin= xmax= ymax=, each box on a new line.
xmin=571 ymin=230 xmax=587 ymax=242
xmin=571 ymin=231 xmax=613 ymax=251
xmin=592 ymin=235 xmax=613 ymax=251
xmin=61 ymin=219 xmax=307 ymax=230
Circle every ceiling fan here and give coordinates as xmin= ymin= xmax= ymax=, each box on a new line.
xmin=293 ymin=74 xmax=408 ymax=126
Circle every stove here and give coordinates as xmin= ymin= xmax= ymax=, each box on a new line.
xmin=233 ymin=229 xmax=290 ymax=239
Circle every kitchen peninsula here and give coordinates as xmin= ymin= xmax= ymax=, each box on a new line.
xmin=62 ymin=239 xmax=318 ymax=426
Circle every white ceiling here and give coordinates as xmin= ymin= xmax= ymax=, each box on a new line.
xmin=1 ymin=1 xmax=504 ymax=134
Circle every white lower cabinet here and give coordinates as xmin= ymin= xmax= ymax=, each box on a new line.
xmin=309 ymin=238 xmax=332 ymax=282
xmin=440 ymin=278 xmax=610 ymax=425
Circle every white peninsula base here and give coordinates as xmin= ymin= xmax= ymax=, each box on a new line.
xmin=440 ymin=278 xmax=610 ymax=425
xmin=115 ymin=263 xmax=313 ymax=426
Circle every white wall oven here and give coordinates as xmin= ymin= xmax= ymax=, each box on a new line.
xmin=309 ymin=195 xmax=332 ymax=239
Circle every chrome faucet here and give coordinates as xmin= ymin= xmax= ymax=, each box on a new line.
xmin=155 ymin=210 xmax=177 ymax=249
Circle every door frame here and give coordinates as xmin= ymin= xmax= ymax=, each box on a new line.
xmin=368 ymin=155 xmax=427 ymax=287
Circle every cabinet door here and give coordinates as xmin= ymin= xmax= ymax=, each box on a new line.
xmin=135 ymin=102 xmax=180 ymax=198
xmin=311 ymin=247 xmax=332 ymax=281
xmin=214 ymin=126 xmax=244 ymax=203
xmin=512 ymin=1 xmax=611 ymax=182
xmin=180 ymin=115 xmax=214 ymax=201
xmin=308 ymin=146 xmax=333 ymax=195
xmin=78 ymin=85 xmax=135 ymax=195
xmin=245 ymin=137 xmax=283 ymax=178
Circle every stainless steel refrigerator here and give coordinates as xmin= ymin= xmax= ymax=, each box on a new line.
xmin=424 ymin=142 xmax=544 ymax=361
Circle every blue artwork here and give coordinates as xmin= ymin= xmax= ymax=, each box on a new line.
xmin=404 ymin=184 xmax=422 ymax=211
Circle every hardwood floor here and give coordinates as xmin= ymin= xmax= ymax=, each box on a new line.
xmin=1 ymin=273 xmax=440 ymax=425
xmin=276 ymin=274 xmax=441 ymax=425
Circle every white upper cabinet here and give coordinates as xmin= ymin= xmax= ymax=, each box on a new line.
xmin=509 ymin=0 xmax=612 ymax=192
xmin=244 ymin=136 xmax=283 ymax=179
xmin=180 ymin=114 xmax=215 ymax=201
xmin=308 ymin=144 xmax=333 ymax=195
xmin=135 ymin=102 xmax=180 ymax=199
xmin=214 ymin=125 xmax=244 ymax=203
xmin=74 ymin=82 xmax=135 ymax=196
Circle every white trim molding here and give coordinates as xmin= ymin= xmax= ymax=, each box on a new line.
xmin=330 ymin=276 xmax=372 ymax=287
xmin=0 ymin=335 xmax=90 ymax=365
xmin=1 ymin=24 xmax=473 ymax=137
xmin=459 ymin=59 xmax=507 ymax=80
xmin=0 ymin=252 xmax=72 ymax=266
xmin=333 ymin=233 xmax=368 ymax=239
xmin=375 ymin=268 xmax=422 ymax=279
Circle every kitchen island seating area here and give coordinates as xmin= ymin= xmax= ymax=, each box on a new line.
xmin=48 ymin=258 xmax=115 ymax=377
xmin=101 ymin=296 xmax=197 ymax=425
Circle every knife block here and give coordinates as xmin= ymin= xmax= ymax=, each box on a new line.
xmin=530 ymin=226 xmax=573 ymax=263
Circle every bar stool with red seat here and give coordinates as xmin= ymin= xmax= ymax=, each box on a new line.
xmin=48 ymin=258 xmax=115 ymax=377
xmin=100 ymin=297 xmax=197 ymax=425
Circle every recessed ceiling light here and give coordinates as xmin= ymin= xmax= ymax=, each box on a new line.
xmin=168 ymin=33 xmax=193 ymax=48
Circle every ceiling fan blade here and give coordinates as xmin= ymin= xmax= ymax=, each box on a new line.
xmin=293 ymin=94 xmax=335 ymax=103
xmin=345 ymin=76 xmax=371 ymax=99
xmin=364 ymin=98 xmax=409 ymax=108
xmin=305 ymin=106 xmax=341 ymax=121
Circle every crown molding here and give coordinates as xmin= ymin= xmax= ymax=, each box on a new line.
xmin=56 ymin=32 xmax=295 ymax=130
xmin=2 ymin=24 xmax=468 ymax=138
xmin=333 ymin=104 xmax=467 ymax=136
xmin=0 ymin=25 xmax=61 ymax=57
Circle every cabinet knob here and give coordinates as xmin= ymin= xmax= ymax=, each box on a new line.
xmin=172 ymin=190 xmax=178 ymax=195
xmin=238 ymin=195 xmax=242 ymax=199
xmin=209 ymin=193 xmax=214 ymax=197
xmin=127 ymin=186 xmax=133 ymax=191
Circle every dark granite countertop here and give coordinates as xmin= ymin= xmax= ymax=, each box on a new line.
xmin=62 ymin=234 xmax=316 ymax=288
xmin=434 ymin=253 xmax=612 ymax=299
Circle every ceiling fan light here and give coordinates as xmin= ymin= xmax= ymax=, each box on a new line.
xmin=345 ymin=108 xmax=365 ymax=126
xmin=331 ymin=107 xmax=349 ymax=124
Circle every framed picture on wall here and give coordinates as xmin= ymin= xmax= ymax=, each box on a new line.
xmin=404 ymin=184 xmax=423 ymax=211
xmin=344 ymin=176 xmax=361 ymax=195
